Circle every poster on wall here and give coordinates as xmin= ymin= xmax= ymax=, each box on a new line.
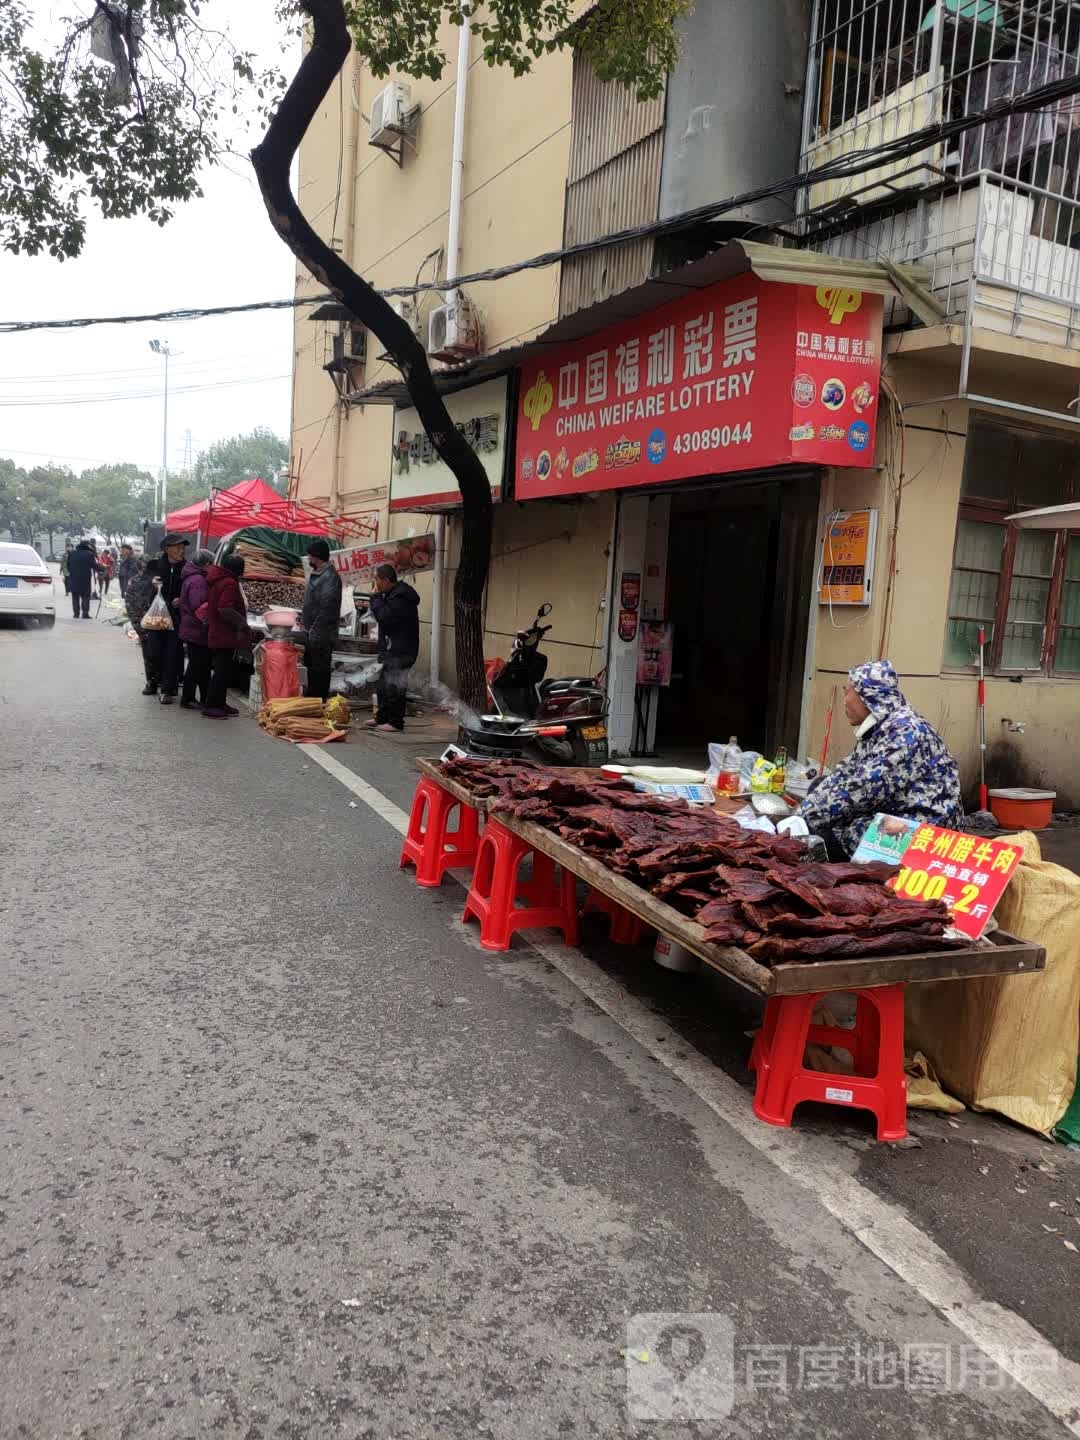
xmin=618 ymin=609 xmax=639 ymax=642
xmin=621 ymin=571 xmax=642 ymax=610
xmin=515 ymin=275 xmax=883 ymax=500
xmin=818 ymin=508 xmax=878 ymax=606
xmin=637 ymin=621 xmax=674 ymax=686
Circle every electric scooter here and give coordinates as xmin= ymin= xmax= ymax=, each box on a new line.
xmin=456 ymin=602 xmax=610 ymax=765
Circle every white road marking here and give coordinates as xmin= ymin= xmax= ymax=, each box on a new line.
xmin=306 ymin=749 xmax=1080 ymax=1435
xmin=304 ymin=746 xmax=410 ymax=835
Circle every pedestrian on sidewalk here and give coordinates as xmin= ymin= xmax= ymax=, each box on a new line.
xmin=367 ymin=562 xmax=420 ymax=732
xmin=301 ymin=538 xmax=342 ymax=703
xmin=59 ymin=541 xmax=73 ymax=596
xmin=178 ymin=548 xmax=213 ymax=710
xmin=66 ymin=539 xmax=95 ymax=620
xmin=147 ymin=533 xmax=188 ymax=705
xmin=203 ymin=553 xmax=251 ymax=719
xmin=125 ymin=557 xmax=161 ymax=693
xmin=98 ymin=548 xmax=115 ymax=596
xmin=116 ymin=543 xmax=137 ymax=595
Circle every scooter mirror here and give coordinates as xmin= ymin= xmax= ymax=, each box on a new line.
xmin=538 ymin=602 xmax=553 ymax=617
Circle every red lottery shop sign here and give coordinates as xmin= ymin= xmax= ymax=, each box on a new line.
xmin=888 ymin=824 xmax=1022 ymax=940
xmin=515 ymin=273 xmax=883 ymax=499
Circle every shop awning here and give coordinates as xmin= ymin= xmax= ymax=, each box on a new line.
xmin=1005 ymin=502 xmax=1080 ymax=529
xmin=349 ymin=240 xmax=940 ymax=406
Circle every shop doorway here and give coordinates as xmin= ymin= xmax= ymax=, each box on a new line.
xmin=656 ymin=472 xmax=820 ymax=758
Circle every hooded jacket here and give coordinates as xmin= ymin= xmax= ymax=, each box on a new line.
xmin=798 ymin=660 xmax=962 ymax=857
xmin=67 ymin=541 xmax=96 ymax=592
xmin=205 ymin=564 xmax=249 ymax=650
xmin=177 ymin=560 xmax=210 ymax=645
xmin=301 ymin=563 xmax=343 ymax=655
xmin=369 ymin=580 xmax=420 ymax=663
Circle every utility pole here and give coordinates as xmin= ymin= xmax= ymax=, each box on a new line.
xmin=182 ymin=429 xmax=194 ymax=474
xmin=148 ymin=339 xmax=178 ymax=520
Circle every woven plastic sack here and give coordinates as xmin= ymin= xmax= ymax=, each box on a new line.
xmin=905 ymin=831 xmax=1080 ymax=1136
xmin=256 ymin=640 xmax=301 ymax=702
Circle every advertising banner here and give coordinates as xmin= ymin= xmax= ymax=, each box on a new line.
xmin=889 ymin=824 xmax=1022 ymax=940
xmin=331 ymin=533 xmax=435 ymax=585
xmin=819 ymin=508 xmax=879 ymax=606
xmin=515 ymin=275 xmax=883 ymax=499
xmin=390 ymin=376 xmax=508 ymax=512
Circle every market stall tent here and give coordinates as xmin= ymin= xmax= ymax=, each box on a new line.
xmin=165 ymin=478 xmax=377 ymax=543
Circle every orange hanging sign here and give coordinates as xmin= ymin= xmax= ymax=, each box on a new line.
xmin=888 ymin=823 xmax=1022 ymax=940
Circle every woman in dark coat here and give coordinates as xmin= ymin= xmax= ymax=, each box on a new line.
xmin=203 ymin=554 xmax=251 ymax=718
xmin=177 ymin=549 xmax=213 ymax=710
xmin=124 ymin=558 xmax=161 ymax=693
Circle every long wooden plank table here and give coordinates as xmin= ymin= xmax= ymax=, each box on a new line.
xmin=417 ymin=758 xmax=1046 ymax=997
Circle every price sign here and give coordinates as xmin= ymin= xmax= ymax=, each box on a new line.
xmin=889 ymin=824 xmax=1022 ymax=939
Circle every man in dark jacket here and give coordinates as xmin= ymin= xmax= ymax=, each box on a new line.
xmin=301 ymin=539 xmax=342 ymax=702
xmin=368 ymin=562 xmax=420 ymax=732
xmin=116 ymin=544 xmax=138 ymax=595
xmin=66 ymin=540 xmax=95 ymax=619
xmin=147 ymin=533 xmax=188 ymax=704
xmin=203 ymin=554 xmax=251 ymax=718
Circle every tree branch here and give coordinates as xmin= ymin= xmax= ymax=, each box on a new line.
xmin=251 ymin=0 xmax=493 ymax=711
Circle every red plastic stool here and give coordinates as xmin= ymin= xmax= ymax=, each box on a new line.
xmin=400 ymin=777 xmax=481 ymax=888
xmin=581 ymin=889 xmax=651 ymax=945
xmin=751 ymin=984 xmax=907 ymax=1141
xmin=462 ymin=818 xmax=579 ymax=952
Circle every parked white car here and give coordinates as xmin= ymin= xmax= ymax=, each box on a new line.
xmin=0 ymin=543 xmax=56 ymax=627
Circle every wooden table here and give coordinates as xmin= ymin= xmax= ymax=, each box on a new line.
xmin=417 ymin=758 xmax=1046 ymax=998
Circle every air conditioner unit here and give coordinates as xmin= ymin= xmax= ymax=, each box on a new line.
xmin=428 ymin=295 xmax=482 ymax=361
xmin=376 ymin=299 xmax=419 ymax=363
xmin=369 ymin=82 xmax=412 ymax=151
xmin=334 ymin=327 xmax=366 ymax=366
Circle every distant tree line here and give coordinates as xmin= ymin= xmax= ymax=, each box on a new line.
xmin=0 ymin=429 xmax=289 ymax=554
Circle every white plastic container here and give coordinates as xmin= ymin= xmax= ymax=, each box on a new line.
xmin=653 ymin=935 xmax=701 ymax=974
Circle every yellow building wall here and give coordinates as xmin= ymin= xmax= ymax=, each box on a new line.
xmin=804 ymin=345 xmax=1080 ymax=807
xmin=289 ymin=23 xmax=573 ymax=536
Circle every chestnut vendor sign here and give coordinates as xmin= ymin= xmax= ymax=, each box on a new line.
xmin=515 ymin=273 xmax=883 ymax=498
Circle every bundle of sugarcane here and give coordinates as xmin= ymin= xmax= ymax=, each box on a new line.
xmin=258 ymin=696 xmax=324 ymax=733
xmin=281 ymin=716 xmax=346 ymax=743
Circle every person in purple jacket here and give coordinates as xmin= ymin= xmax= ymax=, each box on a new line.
xmin=177 ymin=548 xmax=213 ymax=710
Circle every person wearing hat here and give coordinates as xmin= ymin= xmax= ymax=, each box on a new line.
xmin=146 ymin=532 xmax=189 ymax=704
xmin=796 ymin=660 xmax=962 ymax=857
xmin=301 ymin=538 xmax=342 ymax=702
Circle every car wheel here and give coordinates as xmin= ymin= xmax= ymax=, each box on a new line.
xmin=39 ymin=614 xmax=56 ymax=629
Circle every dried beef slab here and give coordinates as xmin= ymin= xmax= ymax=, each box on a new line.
xmin=764 ymin=907 xmax=947 ymax=939
xmin=749 ymin=929 xmax=967 ymax=964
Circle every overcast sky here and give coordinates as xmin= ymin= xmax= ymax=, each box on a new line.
xmin=0 ymin=4 xmax=299 ymax=480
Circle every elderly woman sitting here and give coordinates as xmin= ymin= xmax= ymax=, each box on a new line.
xmin=797 ymin=660 xmax=963 ymax=857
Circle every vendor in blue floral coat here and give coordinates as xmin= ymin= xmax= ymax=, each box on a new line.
xmin=798 ymin=660 xmax=963 ymax=857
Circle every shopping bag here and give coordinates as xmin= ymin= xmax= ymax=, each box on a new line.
xmin=141 ymin=590 xmax=174 ymax=631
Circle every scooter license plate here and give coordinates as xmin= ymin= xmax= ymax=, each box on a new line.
xmin=581 ymin=723 xmax=607 ymax=741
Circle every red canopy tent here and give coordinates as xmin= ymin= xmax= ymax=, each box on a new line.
xmin=165 ymin=478 xmax=377 ymax=543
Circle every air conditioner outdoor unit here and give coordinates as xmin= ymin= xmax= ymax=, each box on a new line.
xmin=369 ymin=81 xmax=412 ymax=151
xmin=376 ymin=299 xmax=419 ymax=363
xmin=428 ymin=295 xmax=482 ymax=361
xmin=334 ymin=327 xmax=366 ymax=366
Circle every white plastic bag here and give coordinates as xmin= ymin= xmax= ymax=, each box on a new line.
xmin=141 ymin=590 xmax=173 ymax=631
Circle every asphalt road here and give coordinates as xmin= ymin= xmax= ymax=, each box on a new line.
xmin=1 ymin=614 xmax=1077 ymax=1439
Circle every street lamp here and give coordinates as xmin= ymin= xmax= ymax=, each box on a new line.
xmin=148 ymin=339 xmax=179 ymax=521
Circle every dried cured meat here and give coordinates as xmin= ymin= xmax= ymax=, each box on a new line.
xmin=439 ymin=757 xmax=961 ymax=965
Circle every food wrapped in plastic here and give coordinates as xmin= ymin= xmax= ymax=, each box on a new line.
xmin=140 ymin=591 xmax=174 ymax=631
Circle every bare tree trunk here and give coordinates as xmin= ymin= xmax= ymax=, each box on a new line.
xmin=251 ymin=0 xmax=493 ymax=712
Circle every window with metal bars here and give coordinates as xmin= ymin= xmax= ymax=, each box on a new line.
xmin=944 ymin=416 xmax=1080 ymax=672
